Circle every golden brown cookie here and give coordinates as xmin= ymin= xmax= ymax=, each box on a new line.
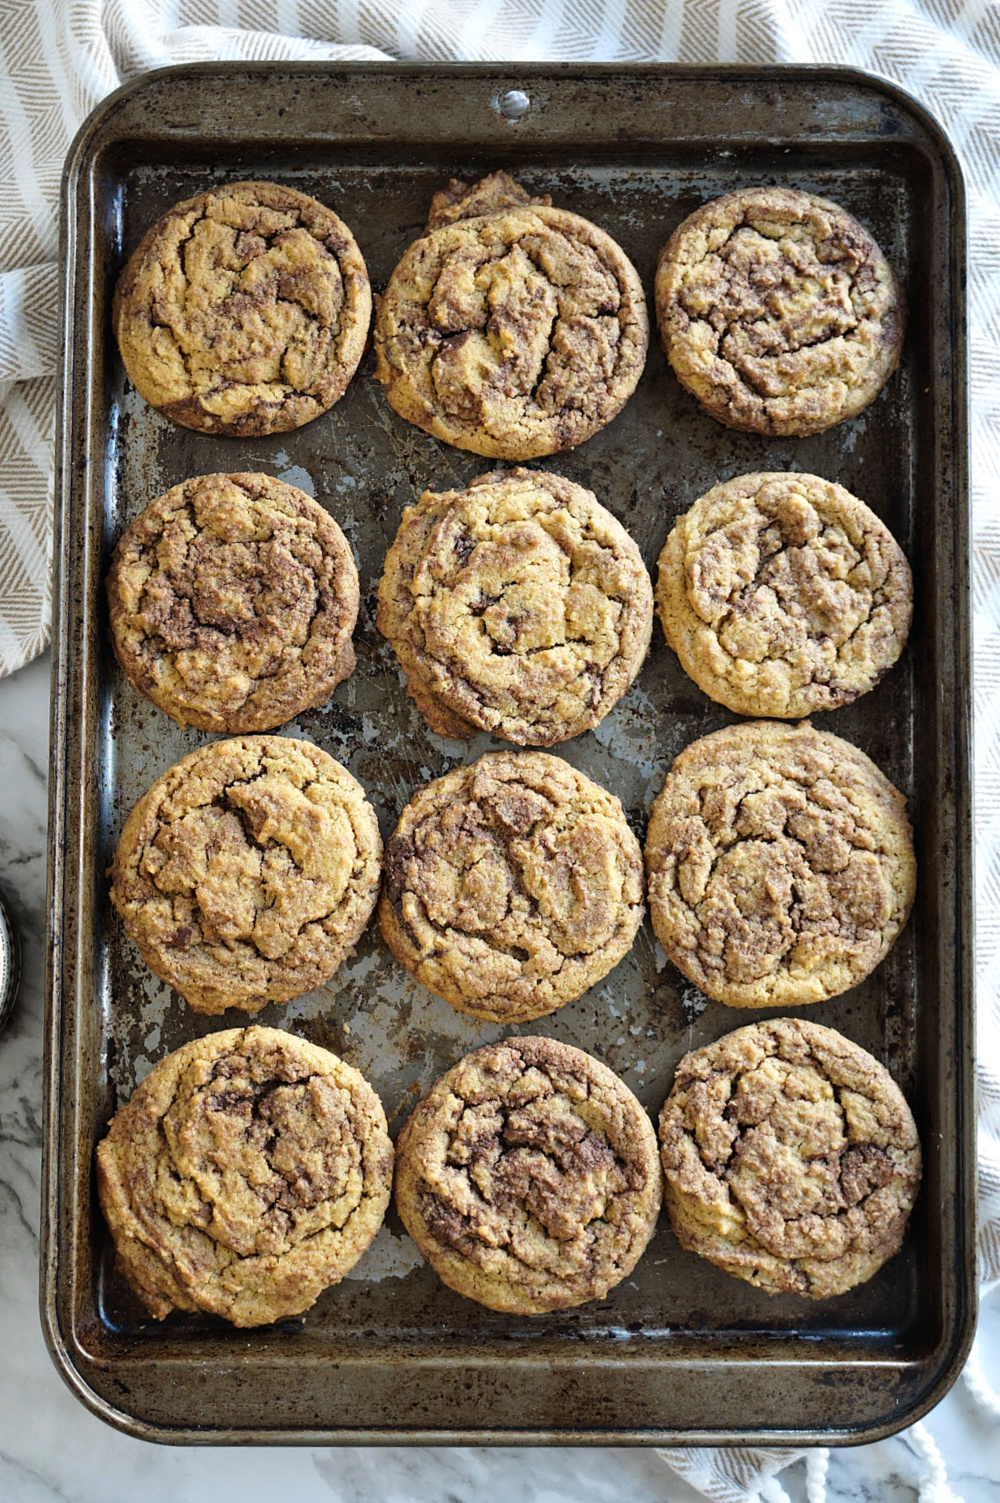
xmin=373 ymin=170 xmax=648 ymax=459
xmin=655 ymin=187 xmax=905 ymax=435
xmin=96 ymin=1026 xmax=394 ymax=1326
xmin=113 ymin=180 xmax=371 ymax=436
xmin=395 ymin=1035 xmax=662 ymax=1313
xmin=110 ymin=736 xmax=382 ymax=1014
xmin=656 ymin=472 xmax=912 ymax=718
xmin=377 ymin=468 xmax=653 ymax=745
xmin=380 ymin=751 xmax=644 ymax=1023
xmin=645 ymin=722 xmax=915 ymax=1008
xmin=107 ymin=472 xmax=359 ymax=733
xmin=658 ymin=1018 xmax=921 ymax=1298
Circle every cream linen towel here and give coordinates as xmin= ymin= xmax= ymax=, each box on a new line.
xmin=1 ymin=3 xmax=997 ymax=1500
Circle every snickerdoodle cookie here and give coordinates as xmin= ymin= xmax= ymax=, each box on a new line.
xmin=656 ymin=472 xmax=912 ymax=717
xmin=373 ymin=170 xmax=648 ymax=459
xmin=658 ymin=1018 xmax=921 ymax=1297
xmin=110 ymin=736 xmax=382 ymax=1014
xmin=655 ymin=186 xmax=905 ymax=435
xmin=645 ymin=722 xmax=915 ymax=1008
xmin=395 ymin=1035 xmax=662 ymax=1313
xmin=97 ymin=1026 xmax=393 ymax=1326
xmin=107 ymin=472 xmax=359 ymax=732
xmin=380 ymin=751 xmax=645 ymax=1023
xmin=113 ymin=180 xmax=371 ymax=435
xmin=377 ymin=468 xmax=653 ymax=745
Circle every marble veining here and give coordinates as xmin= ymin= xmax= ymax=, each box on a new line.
xmin=1 ymin=651 xmax=997 ymax=1502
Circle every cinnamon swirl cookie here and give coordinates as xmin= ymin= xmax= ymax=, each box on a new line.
xmin=380 ymin=751 xmax=644 ymax=1023
xmin=374 ymin=170 xmax=648 ymax=458
xmin=377 ymin=468 xmax=653 ymax=745
xmin=645 ymin=722 xmax=916 ymax=1008
xmin=658 ymin=1018 xmax=921 ymax=1298
xmin=107 ymin=472 xmax=359 ymax=732
xmin=656 ymin=472 xmax=912 ymax=718
xmin=655 ymin=186 xmax=905 ymax=435
xmin=97 ymin=1026 xmax=393 ymax=1326
xmin=113 ymin=180 xmax=371 ymax=436
xmin=395 ymin=1035 xmax=662 ymax=1313
xmin=110 ymin=736 xmax=382 ymax=1014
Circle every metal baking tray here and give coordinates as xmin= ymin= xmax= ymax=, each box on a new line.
xmin=43 ymin=62 xmax=974 ymax=1445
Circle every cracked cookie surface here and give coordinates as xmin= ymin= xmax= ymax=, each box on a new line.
xmin=378 ymin=468 xmax=653 ymax=745
xmin=113 ymin=180 xmax=371 ymax=436
xmin=394 ymin=1035 xmax=662 ymax=1313
xmin=373 ymin=171 xmax=648 ymax=459
xmin=107 ymin=472 xmax=359 ymax=732
xmin=380 ymin=751 xmax=645 ymax=1023
xmin=96 ymin=1026 xmax=393 ymax=1326
xmin=656 ymin=472 xmax=912 ymax=718
xmin=110 ymin=736 xmax=382 ymax=1014
xmin=658 ymin=1018 xmax=921 ymax=1297
xmin=655 ymin=187 xmax=905 ymax=435
xmin=645 ymin=722 xmax=915 ymax=1008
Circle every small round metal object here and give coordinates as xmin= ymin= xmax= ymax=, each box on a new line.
xmin=499 ymin=89 xmax=530 ymax=121
xmin=0 ymin=887 xmax=20 ymax=1038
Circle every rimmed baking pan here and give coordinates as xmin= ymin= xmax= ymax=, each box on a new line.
xmin=43 ymin=62 xmax=974 ymax=1444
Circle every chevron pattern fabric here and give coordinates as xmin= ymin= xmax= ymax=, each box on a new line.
xmin=1 ymin=2 xmax=997 ymax=1495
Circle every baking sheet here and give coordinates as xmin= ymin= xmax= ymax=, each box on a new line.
xmin=43 ymin=62 xmax=974 ymax=1444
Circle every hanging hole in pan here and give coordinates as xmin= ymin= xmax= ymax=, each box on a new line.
xmin=498 ymin=89 xmax=531 ymax=121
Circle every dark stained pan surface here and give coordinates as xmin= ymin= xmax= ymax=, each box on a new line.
xmin=43 ymin=63 xmax=974 ymax=1444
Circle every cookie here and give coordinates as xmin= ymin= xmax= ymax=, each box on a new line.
xmin=380 ymin=751 xmax=644 ymax=1023
xmin=113 ymin=180 xmax=371 ymax=436
xmin=373 ymin=170 xmax=648 ymax=459
xmin=394 ymin=1035 xmax=662 ymax=1313
xmin=658 ymin=1018 xmax=921 ymax=1298
xmin=655 ymin=186 xmax=905 ymax=435
xmin=96 ymin=1026 xmax=394 ymax=1326
xmin=645 ymin=722 xmax=916 ymax=1008
xmin=656 ymin=472 xmax=912 ymax=718
xmin=110 ymin=736 xmax=382 ymax=1014
xmin=107 ymin=472 xmax=359 ymax=733
xmin=377 ymin=468 xmax=653 ymax=745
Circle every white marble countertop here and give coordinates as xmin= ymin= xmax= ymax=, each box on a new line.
xmin=1 ymin=649 xmax=997 ymax=1503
